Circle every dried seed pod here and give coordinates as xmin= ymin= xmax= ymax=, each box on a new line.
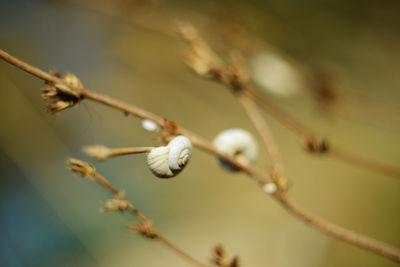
xmin=213 ymin=128 xmax=258 ymax=171
xmin=146 ymin=135 xmax=192 ymax=178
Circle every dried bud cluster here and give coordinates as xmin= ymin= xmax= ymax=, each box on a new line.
xmin=41 ymin=71 xmax=83 ymax=113
xmin=271 ymin=169 xmax=288 ymax=192
xmin=66 ymin=158 xmax=96 ymax=179
xmin=101 ymin=198 xmax=131 ymax=213
xmin=177 ymin=22 xmax=225 ymax=79
xmin=130 ymin=221 xmax=157 ymax=239
xmin=213 ymin=245 xmax=239 ymax=267
xmin=304 ymin=136 xmax=329 ymax=154
xmin=83 ymin=145 xmax=112 ymax=161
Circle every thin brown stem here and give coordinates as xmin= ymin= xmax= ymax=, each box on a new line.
xmin=1 ymin=48 xmax=400 ymax=263
xmin=238 ymin=94 xmax=284 ymax=175
xmin=157 ymin=235 xmax=211 ymax=267
xmin=68 ymin=159 xmax=210 ymax=267
xmin=107 ymin=147 xmax=155 ymax=156
xmin=178 ymin=24 xmax=400 ymax=261
xmin=277 ymin=195 xmax=400 ymax=262
xmin=83 ymin=145 xmax=155 ymax=161
xmin=330 ymin=147 xmax=400 ymax=178
xmin=244 ymin=89 xmax=312 ymax=137
xmin=238 ymin=85 xmax=400 ymax=262
xmin=246 ymin=87 xmax=400 ymax=179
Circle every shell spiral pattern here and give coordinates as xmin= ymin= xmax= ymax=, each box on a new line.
xmin=146 ymin=136 xmax=192 ymax=178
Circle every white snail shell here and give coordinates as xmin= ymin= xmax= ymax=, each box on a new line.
xmin=213 ymin=128 xmax=258 ymax=171
xmin=146 ymin=135 xmax=192 ymax=178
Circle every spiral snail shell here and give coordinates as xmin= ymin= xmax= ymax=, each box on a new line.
xmin=146 ymin=135 xmax=192 ymax=178
xmin=213 ymin=128 xmax=258 ymax=171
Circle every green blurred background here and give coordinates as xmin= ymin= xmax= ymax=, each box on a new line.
xmin=0 ymin=0 xmax=399 ymax=266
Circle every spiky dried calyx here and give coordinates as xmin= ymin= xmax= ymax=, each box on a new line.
xmin=41 ymin=71 xmax=83 ymax=113
xmin=66 ymin=158 xmax=96 ymax=179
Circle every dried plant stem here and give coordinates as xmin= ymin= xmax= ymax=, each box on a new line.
xmin=68 ymin=159 xmax=210 ymax=267
xmin=238 ymin=94 xmax=284 ymax=175
xmin=330 ymin=146 xmax=400 ymax=178
xmin=157 ymin=235 xmax=209 ymax=267
xmin=244 ymin=89 xmax=311 ymax=137
xmin=238 ymin=90 xmax=400 ymax=262
xmin=1 ymin=48 xmax=400 ymax=262
xmin=278 ymin=196 xmax=400 ymax=262
xmin=84 ymin=145 xmax=155 ymax=161
xmin=245 ymin=89 xmax=400 ymax=178
xmin=177 ymin=22 xmax=400 ymax=178
xmin=106 ymin=147 xmax=154 ymax=156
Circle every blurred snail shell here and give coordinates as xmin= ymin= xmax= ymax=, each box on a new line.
xmin=146 ymin=135 xmax=192 ymax=178
xmin=213 ymin=128 xmax=258 ymax=171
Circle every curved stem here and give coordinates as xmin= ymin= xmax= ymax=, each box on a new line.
xmin=68 ymin=159 xmax=210 ymax=267
xmin=277 ymin=194 xmax=400 ymax=262
xmin=330 ymin=146 xmax=400 ymax=178
xmin=1 ymin=48 xmax=399 ymax=263
xmin=157 ymin=235 xmax=210 ymax=267
xmin=245 ymin=88 xmax=400 ymax=179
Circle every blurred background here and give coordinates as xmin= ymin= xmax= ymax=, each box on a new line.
xmin=0 ymin=0 xmax=399 ymax=266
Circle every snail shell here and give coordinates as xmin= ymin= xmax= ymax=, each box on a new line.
xmin=213 ymin=128 xmax=258 ymax=171
xmin=146 ymin=135 xmax=192 ymax=178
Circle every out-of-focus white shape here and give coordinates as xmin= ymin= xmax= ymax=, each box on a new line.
xmin=263 ymin=182 xmax=277 ymax=194
xmin=250 ymin=51 xmax=303 ymax=96
xmin=141 ymin=119 xmax=160 ymax=132
xmin=213 ymin=128 xmax=258 ymax=171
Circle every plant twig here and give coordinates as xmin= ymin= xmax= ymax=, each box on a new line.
xmin=66 ymin=158 xmax=210 ymax=267
xmin=245 ymin=89 xmax=400 ymax=178
xmin=83 ymin=145 xmax=155 ymax=161
xmin=1 ymin=48 xmax=400 ymax=262
xmin=176 ymin=24 xmax=400 ymax=179
xmin=175 ymin=24 xmax=400 ymax=263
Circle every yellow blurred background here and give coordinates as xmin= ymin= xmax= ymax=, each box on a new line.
xmin=0 ymin=0 xmax=399 ymax=266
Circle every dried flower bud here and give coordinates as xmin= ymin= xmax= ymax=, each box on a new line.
xmin=130 ymin=221 xmax=157 ymax=239
xmin=271 ymin=169 xmax=288 ymax=192
xmin=66 ymin=158 xmax=96 ymax=179
xmin=41 ymin=87 xmax=58 ymax=100
xmin=64 ymin=72 xmax=83 ymax=89
xmin=213 ymin=245 xmax=239 ymax=267
xmin=83 ymin=145 xmax=112 ymax=161
xmin=304 ymin=137 xmax=329 ymax=154
xmin=41 ymin=71 xmax=83 ymax=113
xmin=101 ymin=198 xmax=130 ymax=213
xmin=177 ymin=21 xmax=225 ymax=79
xmin=184 ymin=52 xmax=212 ymax=77
xmin=47 ymin=100 xmax=75 ymax=113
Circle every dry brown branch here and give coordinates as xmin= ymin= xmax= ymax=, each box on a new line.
xmin=176 ymin=23 xmax=400 ymax=179
xmin=66 ymin=158 xmax=210 ymax=267
xmin=1 ymin=48 xmax=400 ymax=262
xmin=246 ymin=88 xmax=400 ymax=178
xmin=175 ymin=25 xmax=400 ymax=262
xmin=83 ymin=145 xmax=155 ymax=161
